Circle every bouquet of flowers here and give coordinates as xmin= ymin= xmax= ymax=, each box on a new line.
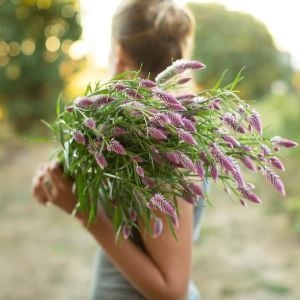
xmin=52 ymin=59 xmax=297 ymax=240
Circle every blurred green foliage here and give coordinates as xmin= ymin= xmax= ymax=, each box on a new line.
xmin=0 ymin=0 xmax=82 ymax=133
xmin=188 ymin=3 xmax=293 ymax=99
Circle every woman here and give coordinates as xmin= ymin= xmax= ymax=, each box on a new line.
xmin=32 ymin=1 xmax=205 ymax=299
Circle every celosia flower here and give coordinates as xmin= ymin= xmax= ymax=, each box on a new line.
xmin=249 ymin=109 xmax=263 ymax=134
xmin=241 ymin=156 xmax=257 ymax=171
xmin=152 ymin=88 xmax=179 ymax=105
xmin=261 ymin=144 xmax=271 ymax=156
xmin=142 ymin=177 xmax=155 ymax=188
xmin=221 ymin=134 xmax=240 ymax=147
xmin=182 ymin=117 xmax=196 ymax=133
xmin=271 ymin=136 xmax=298 ymax=149
xmin=122 ymin=225 xmax=131 ymax=240
xmin=261 ymin=167 xmax=286 ymax=196
xmin=189 ymin=182 xmax=204 ymax=197
xmin=115 ymin=82 xmax=127 ymax=91
xmin=74 ymin=96 xmax=94 ymax=108
xmin=194 ymin=160 xmax=205 ymax=179
xmin=151 ymin=113 xmax=171 ymax=126
xmin=139 ymin=78 xmax=157 ymax=88
xmin=221 ymin=113 xmax=246 ymax=133
xmin=176 ymin=93 xmax=196 ymax=100
xmin=168 ymin=102 xmax=187 ymax=111
xmin=84 ymin=118 xmax=96 ymax=130
xmin=107 ymin=139 xmax=126 ymax=155
xmin=94 ymin=152 xmax=107 ymax=169
xmin=148 ymin=127 xmax=168 ymax=140
xmin=182 ymin=192 xmax=198 ymax=205
xmin=238 ymin=186 xmax=262 ymax=204
xmin=166 ymin=112 xmax=185 ymax=126
xmin=112 ymin=127 xmax=127 ymax=137
xmin=165 ymin=151 xmax=180 ymax=165
xmin=129 ymin=209 xmax=137 ymax=222
xmin=177 ymin=129 xmax=197 ymax=145
xmin=209 ymin=143 xmax=236 ymax=173
xmin=209 ymin=98 xmax=222 ymax=110
xmin=136 ymin=165 xmax=145 ymax=178
xmin=147 ymin=193 xmax=179 ymax=227
xmin=210 ymin=164 xmax=218 ymax=181
xmin=72 ymin=130 xmax=86 ymax=145
xmin=269 ymin=157 xmax=285 ymax=171
xmin=155 ymin=59 xmax=206 ymax=84
xmin=152 ymin=217 xmax=163 ymax=238
xmin=177 ymin=151 xmax=196 ymax=173
xmin=94 ymin=95 xmax=116 ymax=107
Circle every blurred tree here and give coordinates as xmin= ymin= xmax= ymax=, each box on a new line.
xmin=0 ymin=0 xmax=82 ymax=132
xmin=188 ymin=3 xmax=293 ymax=99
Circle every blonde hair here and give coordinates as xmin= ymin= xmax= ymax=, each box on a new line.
xmin=112 ymin=0 xmax=195 ymax=79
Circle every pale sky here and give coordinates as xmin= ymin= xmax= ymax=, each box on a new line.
xmin=78 ymin=0 xmax=300 ymax=70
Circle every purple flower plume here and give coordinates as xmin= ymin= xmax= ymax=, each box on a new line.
xmin=74 ymin=96 xmax=94 ymax=108
xmin=142 ymin=177 xmax=155 ymax=188
xmin=149 ymin=127 xmax=168 ymax=140
xmin=155 ymin=59 xmax=206 ymax=84
xmin=269 ymin=157 xmax=285 ymax=171
xmin=151 ymin=113 xmax=171 ymax=126
xmin=210 ymin=164 xmax=218 ymax=182
xmin=122 ymin=225 xmax=132 ymax=240
xmin=221 ymin=134 xmax=240 ymax=147
xmin=93 ymin=95 xmax=116 ymax=107
xmin=194 ymin=160 xmax=205 ymax=179
xmin=165 ymin=151 xmax=180 ymax=165
xmin=178 ymin=129 xmax=197 ymax=145
xmin=73 ymin=130 xmax=86 ymax=145
xmin=147 ymin=193 xmax=179 ymax=227
xmin=107 ymin=139 xmax=126 ymax=155
xmin=182 ymin=117 xmax=197 ymax=133
xmin=221 ymin=113 xmax=246 ymax=133
xmin=249 ymin=109 xmax=263 ymax=135
xmin=94 ymin=152 xmax=107 ymax=169
xmin=271 ymin=136 xmax=298 ymax=149
xmin=261 ymin=144 xmax=272 ymax=156
xmin=182 ymin=192 xmax=198 ymax=205
xmin=209 ymin=143 xmax=236 ymax=173
xmin=139 ymin=78 xmax=157 ymax=88
xmin=238 ymin=186 xmax=262 ymax=204
xmin=136 ymin=165 xmax=145 ymax=177
xmin=241 ymin=156 xmax=257 ymax=171
xmin=261 ymin=167 xmax=286 ymax=196
xmin=167 ymin=112 xmax=185 ymax=126
xmin=177 ymin=151 xmax=196 ymax=173
xmin=84 ymin=118 xmax=96 ymax=130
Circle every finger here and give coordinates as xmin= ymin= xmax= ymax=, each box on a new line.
xmin=32 ymin=185 xmax=48 ymax=205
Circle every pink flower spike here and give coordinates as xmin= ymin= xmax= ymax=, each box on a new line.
xmin=269 ymin=157 xmax=285 ymax=171
xmin=210 ymin=164 xmax=218 ymax=182
xmin=271 ymin=136 xmax=298 ymax=149
xmin=112 ymin=127 xmax=127 ymax=137
xmin=182 ymin=117 xmax=197 ymax=133
xmin=94 ymin=95 xmax=116 ymax=107
xmin=165 ymin=151 xmax=180 ymax=165
xmin=221 ymin=135 xmax=240 ymax=147
xmin=107 ymin=139 xmax=127 ymax=155
xmin=149 ymin=127 xmax=168 ymax=140
xmin=147 ymin=193 xmax=178 ymax=226
xmin=155 ymin=59 xmax=206 ymax=84
xmin=142 ymin=177 xmax=155 ymax=188
xmin=261 ymin=144 xmax=271 ymax=156
xmin=122 ymin=225 xmax=131 ymax=240
xmin=194 ymin=160 xmax=205 ymax=179
xmin=129 ymin=209 xmax=137 ymax=222
xmin=152 ymin=217 xmax=164 ymax=238
xmin=182 ymin=193 xmax=198 ymax=205
xmin=178 ymin=129 xmax=197 ymax=145
xmin=176 ymin=93 xmax=196 ymax=101
xmin=189 ymin=182 xmax=204 ymax=197
xmin=249 ymin=109 xmax=263 ymax=135
xmin=238 ymin=187 xmax=262 ymax=204
xmin=241 ymin=156 xmax=257 ymax=171
xmin=139 ymin=78 xmax=157 ymax=88
xmin=74 ymin=96 xmax=94 ymax=108
xmin=72 ymin=130 xmax=86 ymax=145
xmin=136 ymin=165 xmax=145 ymax=177
xmin=84 ymin=118 xmax=96 ymax=130
xmin=132 ymin=155 xmax=143 ymax=163
xmin=94 ymin=152 xmax=108 ymax=169
xmin=66 ymin=105 xmax=74 ymax=112
xmin=177 ymin=152 xmax=196 ymax=173
xmin=168 ymin=102 xmax=187 ymax=111
xmin=261 ymin=167 xmax=286 ymax=196
xmin=167 ymin=112 xmax=185 ymax=126
xmin=152 ymin=113 xmax=171 ymax=126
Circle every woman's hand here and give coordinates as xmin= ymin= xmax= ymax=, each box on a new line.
xmin=32 ymin=161 xmax=79 ymax=216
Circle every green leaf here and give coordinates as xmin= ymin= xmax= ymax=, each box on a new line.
xmin=56 ymin=93 xmax=62 ymax=117
xmin=166 ymin=216 xmax=178 ymax=241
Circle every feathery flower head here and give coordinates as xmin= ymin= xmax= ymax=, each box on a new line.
xmin=194 ymin=160 xmax=205 ymax=179
xmin=177 ymin=128 xmax=197 ymax=145
xmin=155 ymin=59 xmax=206 ymax=84
xmin=148 ymin=127 xmax=168 ymax=140
xmin=136 ymin=165 xmax=145 ymax=178
xmin=139 ymin=78 xmax=157 ymax=88
xmin=151 ymin=217 xmax=163 ymax=238
xmin=271 ymin=136 xmax=298 ymax=149
xmin=269 ymin=157 xmax=285 ymax=171
xmin=249 ymin=109 xmax=263 ymax=135
xmin=261 ymin=167 xmax=286 ymax=196
xmin=94 ymin=152 xmax=107 ymax=169
xmin=72 ymin=130 xmax=86 ymax=145
xmin=74 ymin=96 xmax=94 ymax=108
xmin=84 ymin=118 xmax=96 ymax=130
xmin=182 ymin=117 xmax=197 ymax=133
xmin=107 ymin=139 xmax=127 ymax=155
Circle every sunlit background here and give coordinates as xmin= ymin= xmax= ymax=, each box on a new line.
xmin=0 ymin=1 xmax=299 ymax=300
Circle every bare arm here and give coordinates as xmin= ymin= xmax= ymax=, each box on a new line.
xmin=32 ymin=162 xmax=194 ymax=300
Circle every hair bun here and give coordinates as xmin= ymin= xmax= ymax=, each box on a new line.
xmin=149 ymin=1 xmax=193 ymax=41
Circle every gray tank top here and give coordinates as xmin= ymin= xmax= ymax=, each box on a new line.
xmin=89 ymin=199 xmax=206 ymax=300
